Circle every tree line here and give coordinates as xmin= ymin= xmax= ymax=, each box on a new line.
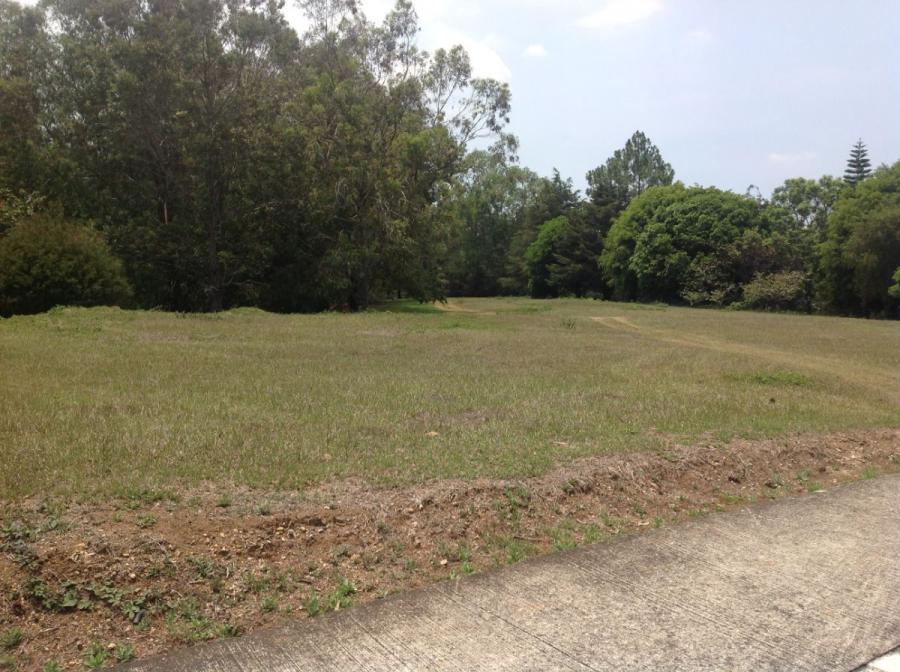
xmin=1 ymin=0 xmax=898 ymax=318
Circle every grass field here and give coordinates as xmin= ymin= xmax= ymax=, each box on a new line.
xmin=1 ymin=298 xmax=898 ymax=500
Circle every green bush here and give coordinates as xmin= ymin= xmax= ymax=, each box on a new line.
xmin=740 ymin=271 xmax=810 ymax=312
xmin=0 ymin=215 xmax=132 ymax=316
xmin=890 ymin=267 xmax=900 ymax=300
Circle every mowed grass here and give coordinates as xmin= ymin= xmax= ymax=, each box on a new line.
xmin=1 ymin=298 xmax=898 ymax=499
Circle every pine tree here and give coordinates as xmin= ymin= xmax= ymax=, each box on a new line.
xmin=843 ymin=139 xmax=872 ymax=185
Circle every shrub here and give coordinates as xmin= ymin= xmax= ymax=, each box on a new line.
xmin=889 ymin=267 xmax=900 ymax=300
xmin=740 ymin=271 xmax=810 ymax=312
xmin=0 ymin=214 xmax=132 ymax=316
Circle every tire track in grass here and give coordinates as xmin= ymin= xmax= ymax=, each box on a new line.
xmin=591 ymin=316 xmax=900 ymax=403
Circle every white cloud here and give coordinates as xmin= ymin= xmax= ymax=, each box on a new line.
xmin=523 ymin=43 xmax=548 ymax=58
xmin=768 ymin=151 xmax=818 ymax=164
xmin=578 ymin=0 xmax=662 ymax=29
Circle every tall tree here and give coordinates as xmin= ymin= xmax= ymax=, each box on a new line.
xmin=843 ymin=139 xmax=873 ymax=185
xmin=818 ymin=161 xmax=900 ymax=316
xmin=586 ymin=131 xmax=674 ymax=211
xmin=771 ymin=176 xmax=845 ymax=243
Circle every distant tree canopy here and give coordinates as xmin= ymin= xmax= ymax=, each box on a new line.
xmin=599 ymin=185 xmax=803 ymax=306
xmin=0 ymin=0 xmax=896 ymax=318
xmin=586 ymin=131 xmax=675 ymax=212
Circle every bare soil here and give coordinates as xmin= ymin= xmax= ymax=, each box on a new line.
xmin=2 ymin=429 xmax=898 ymax=671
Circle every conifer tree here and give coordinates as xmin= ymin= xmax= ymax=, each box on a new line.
xmin=843 ymin=139 xmax=873 ymax=185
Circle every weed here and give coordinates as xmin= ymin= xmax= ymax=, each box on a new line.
xmin=303 ymin=595 xmax=320 ymax=617
xmin=42 ymin=663 xmax=62 ymax=672
xmin=583 ymin=524 xmax=603 ymax=544
xmin=329 ymin=545 xmax=352 ymax=565
xmin=549 ymin=522 xmax=578 ymax=552
xmin=861 ymin=467 xmax=879 ymax=480
xmin=326 ymin=579 xmax=355 ymax=611
xmin=164 ymin=598 xmax=223 ymax=643
xmin=83 ymin=643 xmax=107 ymax=670
xmin=652 ymin=517 xmax=665 ymax=529
xmin=806 ymin=482 xmax=824 ymax=493
xmin=187 ymin=556 xmax=217 ymax=579
xmin=561 ymin=317 xmax=577 ymax=330
xmin=0 ymin=655 xmax=15 ymax=670
xmin=114 ymin=643 xmax=135 ymax=663
xmin=135 ymin=514 xmax=157 ymax=529
xmin=502 ymin=538 xmax=532 ymax=564
xmin=497 ymin=485 xmax=531 ymax=522
xmin=0 ymin=629 xmax=22 ymax=651
xmin=259 ymin=596 xmax=277 ymax=613
xmin=216 ymin=494 xmax=232 ymax=508
xmin=720 ymin=493 xmax=745 ymax=505
xmin=461 ymin=561 xmax=475 ymax=575
xmin=599 ymin=511 xmax=624 ymax=533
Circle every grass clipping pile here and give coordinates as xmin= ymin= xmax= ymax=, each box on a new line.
xmin=2 ymin=429 xmax=898 ymax=671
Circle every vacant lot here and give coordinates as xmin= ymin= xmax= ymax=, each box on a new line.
xmin=2 ymin=299 xmax=899 ymax=499
xmin=1 ymin=299 xmax=899 ymax=670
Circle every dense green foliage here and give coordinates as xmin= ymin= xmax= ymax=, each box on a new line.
xmin=599 ymin=185 xmax=804 ymax=305
xmin=0 ymin=0 xmax=896 ymax=317
xmin=0 ymin=0 xmax=510 ymax=312
xmin=0 ymin=214 xmax=132 ymax=316
xmin=817 ymin=163 xmax=900 ymax=315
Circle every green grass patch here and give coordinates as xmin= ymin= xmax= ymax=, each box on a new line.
xmin=737 ymin=371 xmax=816 ymax=387
xmin=1 ymin=299 xmax=898 ymax=499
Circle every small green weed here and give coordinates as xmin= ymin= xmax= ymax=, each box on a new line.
xmin=326 ymin=579 xmax=355 ymax=611
xmin=861 ymin=467 xmax=879 ymax=480
xmin=135 ymin=514 xmax=157 ymax=529
xmin=303 ymin=595 xmax=320 ymax=617
xmin=0 ymin=629 xmax=22 ymax=651
xmin=114 ymin=643 xmax=135 ymax=663
xmin=83 ymin=642 xmax=107 ymax=670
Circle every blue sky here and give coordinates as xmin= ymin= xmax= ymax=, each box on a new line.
xmin=285 ymin=0 xmax=899 ymax=196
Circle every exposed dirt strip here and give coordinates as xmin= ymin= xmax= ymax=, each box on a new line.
xmin=2 ymin=429 xmax=898 ymax=670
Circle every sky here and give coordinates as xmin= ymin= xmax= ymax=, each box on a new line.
xmin=284 ymin=0 xmax=900 ymax=196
